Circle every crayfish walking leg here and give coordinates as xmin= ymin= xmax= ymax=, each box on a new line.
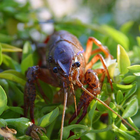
xmin=24 ymin=66 xmax=46 ymax=138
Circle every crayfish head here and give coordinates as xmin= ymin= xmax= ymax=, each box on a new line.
xmin=50 ymin=41 xmax=81 ymax=80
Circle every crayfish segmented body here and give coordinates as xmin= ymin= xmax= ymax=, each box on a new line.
xmin=24 ymin=30 xmax=113 ymax=140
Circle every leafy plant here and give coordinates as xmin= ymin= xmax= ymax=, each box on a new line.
xmin=0 ymin=0 xmax=140 ymax=140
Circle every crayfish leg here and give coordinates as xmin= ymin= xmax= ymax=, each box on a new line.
xmin=76 ymin=105 xmax=88 ymax=124
xmin=24 ymin=66 xmax=41 ymax=123
xmin=88 ymin=68 xmax=106 ymax=89
xmin=85 ymin=37 xmax=113 ymax=63
xmin=24 ymin=66 xmax=50 ymax=123
xmin=85 ymin=54 xmax=113 ymax=90
xmin=24 ymin=81 xmax=36 ymax=123
xmin=69 ymin=100 xmax=84 ymax=124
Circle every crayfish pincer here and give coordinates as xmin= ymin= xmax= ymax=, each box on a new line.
xmin=24 ymin=30 xmax=139 ymax=140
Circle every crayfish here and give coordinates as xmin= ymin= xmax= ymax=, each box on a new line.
xmin=24 ymin=30 xmax=139 ymax=140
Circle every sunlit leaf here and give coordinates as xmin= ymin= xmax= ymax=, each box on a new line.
xmin=128 ymin=65 xmax=140 ymax=76
xmin=0 ymin=43 xmax=22 ymax=52
xmin=108 ymin=62 xmax=117 ymax=79
xmin=39 ymin=134 xmax=49 ymax=140
xmin=0 ymin=70 xmax=26 ymax=86
xmin=2 ymin=70 xmax=25 ymax=80
xmin=22 ymin=41 xmax=33 ymax=60
xmin=108 ymin=102 xmax=118 ymax=120
xmin=102 ymin=25 xmax=129 ymax=50
xmin=137 ymin=36 xmax=140 ymax=47
xmin=38 ymin=107 xmax=59 ymax=127
xmin=113 ymin=83 xmax=134 ymax=91
xmin=122 ymin=98 xmax=138 ymax=118
xmin=0 ymin=86 xmax=7 ymax=115
xmin=117 ymin=45 xmax=130 ymax=74
xmin=113 ymin=125 xmax=136 ymax=140
xmin=21 ymin=52 xmax=39 ymax=74
xmin=120 ymin=21 xmax=134 ymax=34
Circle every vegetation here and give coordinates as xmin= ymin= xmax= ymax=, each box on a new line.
xmin=0 ymin=0 xmax=140 ymax=140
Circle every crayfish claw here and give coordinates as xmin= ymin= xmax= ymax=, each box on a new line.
xmin=0 ymin=126 xmax=17 ymax=140
xmin=26 ymin=124 xmax=46 ymax=140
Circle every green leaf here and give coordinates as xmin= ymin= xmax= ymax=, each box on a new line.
xmin=136 ymin=36 xmax=140 ymax=47
xmin=0 ymin=119 xmax=7 ymax=127
xmin=3 ymin=54 xmax=21 ymax=71
xmin=9 ymin=106 xmax=23 ymax=115
xmin=63 ymin=124 xmax=88 ymax=139
xmin=0 ymin=79 xmax=9 ymax=94
xmin=6 ymin=18 xmax=18 ymax=35
xmin=97 ymin=102 xmax=107 ymax=112
xmin=15 ymin=13 xmax=29 ymax=22
xmin=122 ymin=98 xmax=138 ymax=118
xmin=120 ymin=21 xmax=134 ymax=34
xmin=8 ymin=80 xmax=24 ymax=106
xmin=2 ymin=70 xmax=25 ymax=80
xmin=38 ymin=107 xmax=59 ymax=127
xmin=117 ymin=45 xmax=130 ymax=74
xmin=116 ymin=90 xmax=123 ymax=104
xmin=3 ymin=7 xmax=16 ymax=14
xmin=0 ymin=44 xmax=3 ymax=65
xmin=0 ymin=43 xmax=22 ymax=52
xmin=113 ymin=125 xmax=136 ymax=140
xmin=81 ymin=133 xmax=96 ymax=140
xmin=128 ymin=65 xmax=140 ymax=76
xmin=39 ymin=80 xmax=53 ymax=102
xmin=0 ymin=70 xmax=26 ymax=86
xmin=124 ymin=83 xmax=137 ymax=101
xmin=39 ymin=134 xmax=49 ymax=140
xmin=0 ymin=34 xmax=13 ymax=42
xmin=22 ymin=41 xmax=33 ymax=60
xmin=113 ymin=83 xmax=134 ymax=91
xmin=108 ymin=62 xmax=117 ymax=79
xmin=123 ymin=75 xmax=136 ymax=84
xmin=90 ymin=110 xmax=101 ymax=124
xmin=21 ymin=51 xmax=39 ymax=74
xmin=101 ymin=25 xmax=129 ymax=50
xmin=5 ymin=118 xmax=30 ymax=134
xmin=0 ymin=86 xmax=7 ymax=115
xmin=108 ymin=102 xmax=118 ymax=119
xmin=88 ymin=100 xmax=97 ymax=126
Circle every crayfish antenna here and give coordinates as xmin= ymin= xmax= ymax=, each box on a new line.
xmin=76 ymin=80 xmax=140 ymax=135
xmin=60 ymin=83 xmax=68 ymax=140
xmin=70 ymin=82 xmax=77 ymax=116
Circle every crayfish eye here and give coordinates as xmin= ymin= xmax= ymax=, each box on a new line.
xmin=53 ymin=67 xmax=58 ymax=73
xmin=72 ymin=61 xmax=81 ymax=68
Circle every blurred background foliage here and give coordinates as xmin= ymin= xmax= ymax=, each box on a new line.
xmin=0 ymin=0 xmax=140 ymax=140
